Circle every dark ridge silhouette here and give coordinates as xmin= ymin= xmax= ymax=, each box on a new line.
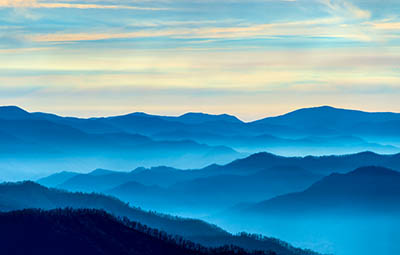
xmin=0 ymin=208 xmax=277 ymax=255
xmin=243 ymin=166 xmax=400 ymax=215
xmin=0 ymin=181 xmax=317 ymax=255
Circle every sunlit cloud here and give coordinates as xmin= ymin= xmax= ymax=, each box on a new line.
xmin=0 ymin=0 xmax=167 ymax=10
xmin=319 ymin=0 xmax=371 ymax=20
xmin=1 ymin=0 xmax=400 ymax=119
xmin=370 ymin=21 xmax=400 ymax=30
xmin=28 ymin=17 xmax=375 ymax=43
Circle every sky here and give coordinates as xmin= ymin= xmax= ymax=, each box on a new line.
xmin=0 ymin=0 xmax=400 ymax=121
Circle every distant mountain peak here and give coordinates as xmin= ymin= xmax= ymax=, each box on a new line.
xmin=244 ymin=151 xmax=280 ymax=160
xmin=177 ymin=112 xmax=242 ymax=124
xmin=0 ymin=181 xmax=45 ymax=191
xmin=122 ymin=112 xmax=154 ymax=118
xmin=88 ymin=169 xmax=116 ymax=176
xmin=0 ymin=105 xmax=31 ymax=119
xmin=354 ymin=151 xmax=380 ymax=157
xmin=348 ymin=166 xmax=399 ymax=176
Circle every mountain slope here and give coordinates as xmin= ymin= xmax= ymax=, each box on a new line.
xmin=213 ymin=167 xmax=400 ymax=255
xmin=0 ymin=181 xmax=317 ymax=255
xmin=0 ymin=208 xmax=274 ymax=255
xmin=253 ymin=106 xmax=400 ymax=136
xmin=56 ymin=166 xmax=206 ymax=191
xmin=167 ymin=166 xmax=322 ymax=204
xmin=54 ymin=151 xmax=400 ymax=192
xmin=209 ymin=151 xmax=400 ymax=175
xmin=245 ymin=166 xmax=400 ymax=214
xmin=160 ymin=112 xmax=243 ymax=124
xmin=37 ymin=171 xmax=79 ymax=187
xmin=42 ymin=151 xmax=400 ymax=216
xmin=0 ymin=106 xmax=32 ymax=120
xmin=0 ymin=108 xmax=241 ymax=179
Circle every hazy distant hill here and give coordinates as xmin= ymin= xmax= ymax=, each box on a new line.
xmin=103 ymin=166 xmax=321 ymax=215
xmin=213 ymin=166 xmax=400 ymax=255
xmin=2 ymin=105 xmax=400 ymax=179
xmin=243 ymin=166 xmax=400 ymax=215
xmin=153 ymin=131 xmax=398 ymax=155
xmin=38 ymin=151 xmax=400 ymax=216
xmin=168 ymin=166 xmax=321 ymax=203
xmin=208 ymin=151 xmax=400 ymax=175
xmin=4 ymin=105 xmax=400 ymax=139
xmin=0 ymin=182 xmax=317 ymax=255
xmin=51 ymin=166 xmax=202 ymax=191
xmin=252 ymin=106 xmax=400 ymax=135
xmin=159 ymin=112 xmax=243 ymax=124
xmin=0 ymin=106 xmax=242 ymax=180
xmin=47 ymin=151 xmax=400 ymax=192
xmin=37 ymin=171 xmax=79 ymax=187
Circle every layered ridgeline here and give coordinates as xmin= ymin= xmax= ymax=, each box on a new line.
xmin=2 ymin=105 xmax=400 ymax=179
xmin=214 ymin=166 xmax=400 ymax=255
xmin=0 ymin=208 xmax=276 ymax=255
xmin=0 ymin=106 xmax=241 ymax=180
xmin=38 ymin=151 xmax=400 ymax=215
xmin=243 ymin=166 xmax=400 ymax=214
xmin=0 ymin=182 xmax=317 ymax=255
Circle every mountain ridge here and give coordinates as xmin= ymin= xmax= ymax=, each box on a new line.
xmin=242 ymin=166 xmax=400 ymax=215
xmin=0 ymin=181 xmax=318 ymax=255
xmin=2 ymin=105 xmax=397 ymax=123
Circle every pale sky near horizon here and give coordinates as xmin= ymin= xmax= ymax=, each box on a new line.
xmin=1 ymin=0 xmax=400 ymax=121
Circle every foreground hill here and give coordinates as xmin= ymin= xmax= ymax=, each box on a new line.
xmin=0 ymin=181 xmax=316 ymax=255
xmin=0 ymin=208 xmax=275 ymax=255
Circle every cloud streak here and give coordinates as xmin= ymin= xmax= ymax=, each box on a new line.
xmin=1 ymin=0 xmax=400 ymax=119
xmin=319 ymin=0 xmax=371 ymax=19
xmin=29 ymin=17 xmax=375 ymax=43
xmin=0 ymin=0 xmax=167 ymax=10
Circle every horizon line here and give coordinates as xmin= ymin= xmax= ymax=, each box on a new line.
xmin=1 ymin=104 xmax=399 ymax=123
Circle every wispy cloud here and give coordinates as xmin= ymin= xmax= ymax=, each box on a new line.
xmin=1 ymin=0 xmax=400 ymax=118
xmin=319 ymin=0 xmax=371 ymax=19
xmin=370 ymin=21 xmax=400 ymax=30
xmin=29 ymin=17 xmax=374 ymax=43
xmin=0 ymin=0 xmax=167 ymax=10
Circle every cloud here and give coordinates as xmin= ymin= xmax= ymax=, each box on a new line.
xmin=0 ymin=0 xmax=167 ymax=10
xmin=370 ymin=21 xmax=400 ymax=30
xmin=319 ymin=0 xmax=371 ymax=20
xmin=29 ymin=17 xmax=373 ymax=43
